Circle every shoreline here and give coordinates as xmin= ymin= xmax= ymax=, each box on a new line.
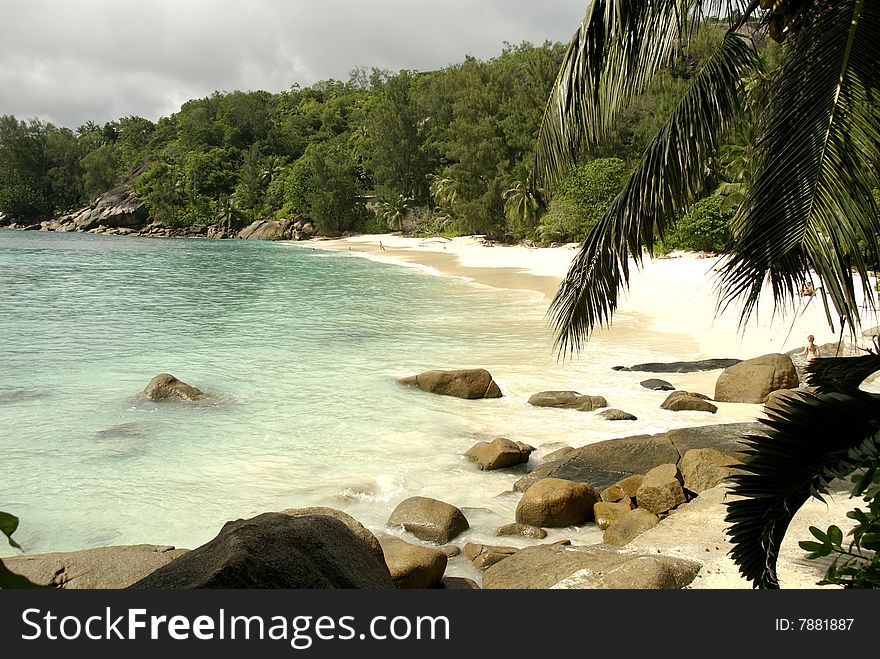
xmin=302 ymin=233 xmax=871 ymax=589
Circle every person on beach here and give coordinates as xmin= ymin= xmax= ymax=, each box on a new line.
xmin=800 ymin=335 xmax=820 ymax=363
xmin=379 ymin=241 xmax=385 ymax=251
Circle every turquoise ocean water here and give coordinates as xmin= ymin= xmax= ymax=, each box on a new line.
xmin=1 ymin=229 xmax=732 ymax=564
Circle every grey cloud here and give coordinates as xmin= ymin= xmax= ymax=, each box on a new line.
xmin=0 ymin=0 xmax=586 ymax=128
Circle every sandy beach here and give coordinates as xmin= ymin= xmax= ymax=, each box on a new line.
xmin=308 ymin=233 xmax=879 ymax=589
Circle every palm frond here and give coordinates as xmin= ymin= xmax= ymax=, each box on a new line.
xmin=726 ymin=389 xmax=880 ymax=588
xmin=550 ymin=30 xmax=757 ymax=356
xmin=805 ymin=353 xmax=880 ymax=394
xmin=718 ymin=0 xmax=880 ymax=331
xmin=537 ymin=0 xmax=685 ymax=189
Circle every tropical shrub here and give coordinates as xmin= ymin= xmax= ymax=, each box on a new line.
xmin=661 ymin=194 xmax=734 ymax=253
xmin=537 ymin=158 xmax=627 ymax=244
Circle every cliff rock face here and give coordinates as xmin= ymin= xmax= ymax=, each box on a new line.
xmin=59 ymin=185 xmax=150 ymax=232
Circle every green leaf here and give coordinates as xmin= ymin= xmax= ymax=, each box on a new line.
xmin=808 ymin=526 xmax=829 ymax=542
xmin=828 ymin=525 xmax=844 ymax=547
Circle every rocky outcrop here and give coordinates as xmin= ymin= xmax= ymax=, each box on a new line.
xmin=714 ymin=353 xmax=800 ymax=403
xmin=527 ymin=391 xmax=607 ymax=411
xmin=515 ymin=478 xmax=598 ymax=527
xmin=235 ymin=218 xmax=316 ymax=241
xmin=516 ymin=423 xmax=762 ymax=494
xmin=141 ymin=373 xmax=210 ymax=402
xmin=386 ymin=496 xmax=469 ymax=544
xmin=129 ymin=513 xmax=393 ymax=589
xmin=602 ymin=508 xmax=662 ymax=546
xmin=377 ymin=536 xmax=447 ymax=589
xmin=238 ymin=219 xmax=287 ymax=240
xmin=615 ymin=359 xmax=741 ymax=373
xmin=1 ymin=544 xmax=188 ymax=589
xmin=514 ymin=432 xmax=680 ymax=493
xmin=465 ymin=437 xmax=533 ymax=470
xmin=661 ymin=390 xmax=718 ymax=413
xmin=60 ymin=185 xmax=150 ymax=232
xmin=398 ymin=369 xmax=502 ymax=399
xmin=481 ymin=544 xmax=700 ymax=589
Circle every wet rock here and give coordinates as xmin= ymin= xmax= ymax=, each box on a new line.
xmin=661 ymin=391 xmax=718 ymax=413
xmin=141 ymin=373 xmax=210 ymax=402
xmin=495 ymin=523 xmax=547 ymax=539
xmin=386 ymin=496 xmax=469 ymax=544
xmin=398 ymin=368 xmax=502 ymax=399
xmin=598 ymin=408 xmax=637 ymax=421
xmin=465 ymin=437 xmax=534 ymax=471
xmin=527 ymin=391 xmax=607 ymax=411
xmin=640 ymin=379 xmax=675 ymax=391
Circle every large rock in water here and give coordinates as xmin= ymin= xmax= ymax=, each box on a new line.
xmin=386 ymin=496 xmax=469 ymax=544
xmin=714 ymin=353 xmax=800 ymax=403
xmin=129 ymin=513 xmax=393 ymax=589
xmin=527 ymin=391 xmax=607 ymax=411
xmin=141 ymin=373 xmax=210 ymax=402
xmin=661 ymin=390 xmax=718 ymax=413
xmin=619 ymin=358 xmax=741 ymax=373
xmin=65 ymin=185 xmax=150 ymax=231
xmin=1 ymin=545 xmax=188 ymax=589
xmin=465 ymin=437 xmax=533 ymax=470
xmin=398 ymin=369 xmax=502 ymax=399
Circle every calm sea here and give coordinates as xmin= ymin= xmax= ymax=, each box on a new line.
xmin=0 ymin=229 xmax=737 ymax=567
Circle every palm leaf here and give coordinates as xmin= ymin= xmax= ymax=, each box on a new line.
xmin=549 ymin=30 xmax=757 ymax=356
xmin=805 ymin=353 xmax=880 ymax=393
xmin=718 ymin=0 xmax=880 ymax=331
xmin=537 ymin=0 xmax=684 ymax=189
xmin=726 ymin=389 xmax=880 ymax=588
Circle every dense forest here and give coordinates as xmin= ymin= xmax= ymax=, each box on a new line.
xmin=0 ymin=29 xmax=752 ymax=249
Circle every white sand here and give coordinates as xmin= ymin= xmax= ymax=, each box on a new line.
xmin=306 ymin=233 xmax=878 ymax=589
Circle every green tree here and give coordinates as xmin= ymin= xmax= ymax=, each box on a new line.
xmin=538 ymin=1 xmax=880 ymax=588
xmin=310 ymin=142 xmax=362 ymax=234
xmin=364 ymin=70 xmax=432 ymax=202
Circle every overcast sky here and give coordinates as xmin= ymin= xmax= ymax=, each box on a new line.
xmin=0 ymin=0 xmax=588 ymax=130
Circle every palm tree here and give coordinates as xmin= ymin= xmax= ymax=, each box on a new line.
xmin=502 ymin=174 xmax=544 ymax=236
xmin=375 ymin=194 xmax=411 ymax=231
xmin=538 ymin=1 xmax=880 ymax=588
